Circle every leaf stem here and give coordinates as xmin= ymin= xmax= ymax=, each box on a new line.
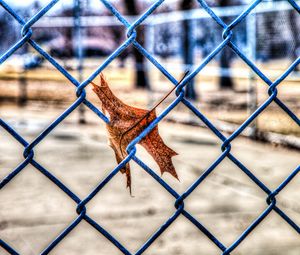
xmin=119 ymin=70 xmax=190 ymax=148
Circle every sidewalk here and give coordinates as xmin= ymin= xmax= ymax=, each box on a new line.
xmin=1 ymin=104 xmax=299 ymax=255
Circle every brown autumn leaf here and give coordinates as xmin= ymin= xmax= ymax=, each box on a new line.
xmin=91 ymin=74 xmax=178 ymax=193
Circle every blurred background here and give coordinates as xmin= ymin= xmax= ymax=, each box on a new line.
xmin=0 ymin=0 xmax=299 ymax=255
xmin=0 ymin=0 xmax=299 ymax=138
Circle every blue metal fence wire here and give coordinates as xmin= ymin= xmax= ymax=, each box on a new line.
xmin=0 ymin=0 xmax=299 ymax=254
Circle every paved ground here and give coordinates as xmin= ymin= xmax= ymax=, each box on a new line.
xmin=0 ymin=104 xmax=299 ymax=255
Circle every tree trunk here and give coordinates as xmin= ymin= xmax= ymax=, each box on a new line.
xmin=124 ymin=0 xmax=149 ymax=89
xmin=180 ymin=0 xmax=197 ymax=100
xmin=219 ymin=0 xmax=234 ymax=89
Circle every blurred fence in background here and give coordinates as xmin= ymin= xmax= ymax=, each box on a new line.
xmin=25 ymin=1 xmax=300 ymax=75
xmin=0 ymin=0 xmax=299 ymax=254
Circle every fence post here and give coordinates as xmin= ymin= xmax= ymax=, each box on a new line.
xmin=181 ymin=6 xmax=197 ymax=100
xmin=73 ymin=0 xmax=86 ymax=124
xmin=247 ymin=11 xmax=258 ymax=138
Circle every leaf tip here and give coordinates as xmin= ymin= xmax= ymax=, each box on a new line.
xmin=100 ymin=73 xmax=108 ymax=86
xmin=90 ymin=81 xmax=99 ymax=91
xmin=172 ymin=171 xmax=180 ymax=181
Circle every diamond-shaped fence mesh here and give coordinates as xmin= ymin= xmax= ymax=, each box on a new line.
xmin=0 ymin=0 xmax=299 ymax=254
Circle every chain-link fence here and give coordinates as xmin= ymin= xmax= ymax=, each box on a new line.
xmin=0 ymin=0 xmax=299 ymax=254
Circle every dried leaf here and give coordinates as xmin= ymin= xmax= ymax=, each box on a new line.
xmin=91 ymin=74 xmax=178 ymax=193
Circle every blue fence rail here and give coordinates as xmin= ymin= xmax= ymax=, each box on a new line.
xmin=0 ymin=0 xmax=299 ymax=254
